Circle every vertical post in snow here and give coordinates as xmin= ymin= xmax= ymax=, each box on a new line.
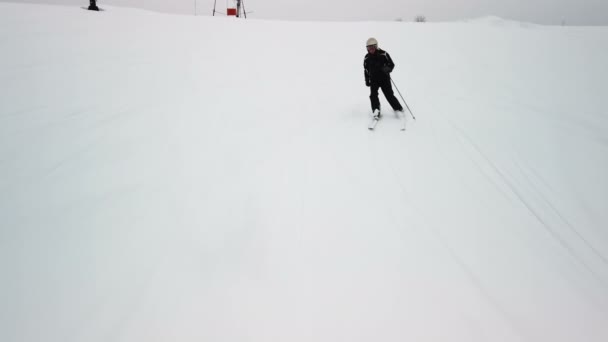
xmin=241 ymin=0 xmax=247 ymax=18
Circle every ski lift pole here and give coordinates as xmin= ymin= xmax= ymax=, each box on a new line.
xmin=391 ymin=77 xmax=416 ymax=120
xmin=241 ymin=0 xmax=247 ymax=18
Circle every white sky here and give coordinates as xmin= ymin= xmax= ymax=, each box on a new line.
xmin=5 ymin=0 xmax=608 ymax=25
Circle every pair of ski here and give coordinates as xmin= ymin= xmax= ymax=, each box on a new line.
xmin=368 ymin=109 xmax=407 ymax=131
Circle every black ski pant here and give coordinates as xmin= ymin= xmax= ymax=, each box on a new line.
xmin=369 ymin=78 xmax=403 ymax=113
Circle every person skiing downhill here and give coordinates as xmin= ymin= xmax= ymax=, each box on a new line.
xmin=364 ymin=38 xmax=404 ymax=119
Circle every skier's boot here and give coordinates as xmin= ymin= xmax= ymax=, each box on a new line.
xmin=373 ymin=109 xmax=381 ymax=120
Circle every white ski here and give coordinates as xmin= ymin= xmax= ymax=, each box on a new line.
xmin=399 ymin=110 xmax=407 ymax=131
xmin=368 ymin=109 xmax=381 ymax=130
xmin=368 ymin=117 xmax=380 ymax=130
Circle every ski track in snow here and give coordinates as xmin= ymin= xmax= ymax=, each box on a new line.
xmin=448 ymin=120 xmax=608 ymax=289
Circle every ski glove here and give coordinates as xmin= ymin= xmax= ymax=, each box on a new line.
xmin=365 ymin=80 xmax=371 ymax=87
xmin=382 ymin=66 xmax=392 ymax=74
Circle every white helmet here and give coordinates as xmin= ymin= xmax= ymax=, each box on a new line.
xmin=366 ymin=37 xmax=378 ymax=47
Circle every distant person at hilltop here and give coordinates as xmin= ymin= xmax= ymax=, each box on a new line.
xmin=88 ymin=0 xmax=99 ymax=11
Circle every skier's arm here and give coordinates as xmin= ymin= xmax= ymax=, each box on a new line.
xmin=364 ymin=58 xmax=371 ymax=86
xmin=384 ymin=53 xmax=395 ymax=73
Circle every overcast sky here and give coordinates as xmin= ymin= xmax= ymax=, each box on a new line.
xmin=5 ymin=0 xmax=608 ymax=25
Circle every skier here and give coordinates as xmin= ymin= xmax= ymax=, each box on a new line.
xmin=364 ymin=38 xmax=404 ymax=119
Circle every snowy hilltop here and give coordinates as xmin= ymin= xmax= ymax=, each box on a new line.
xmin=460 ymin=15 xmax=540 ymax=28
xmin=1 ymin=3 xmax=608 ymax=342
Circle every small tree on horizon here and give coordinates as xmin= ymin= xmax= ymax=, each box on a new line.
xmin=415 ymin=15 xmax=426 ymax=23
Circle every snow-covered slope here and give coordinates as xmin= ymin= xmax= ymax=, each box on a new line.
xmin=1 ymin=3 xmax=608 ymax=342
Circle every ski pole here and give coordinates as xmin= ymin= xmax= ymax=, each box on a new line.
xmin=390 ymin=77 xmax=416 ymax=120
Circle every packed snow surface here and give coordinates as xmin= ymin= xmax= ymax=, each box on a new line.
xmin=1 ymin=3 xmax=608 ymax=342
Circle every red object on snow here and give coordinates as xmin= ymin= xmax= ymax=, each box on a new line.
xmin=227 ymin=8 xmax=237 ymax=16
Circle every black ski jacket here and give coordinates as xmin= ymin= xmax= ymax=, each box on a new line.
xmin=364 ymin=48 xmax=395 ymax=85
